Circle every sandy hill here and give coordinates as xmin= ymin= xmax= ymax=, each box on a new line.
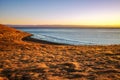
xmin=0 ymin=24 xmax=31 ymax=43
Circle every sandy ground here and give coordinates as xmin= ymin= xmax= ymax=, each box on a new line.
xmin=0 ymin=24 xmax=120 ymax=80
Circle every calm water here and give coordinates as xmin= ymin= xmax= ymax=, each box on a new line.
xmin=18 ymin=28 xmax=120 ymax=45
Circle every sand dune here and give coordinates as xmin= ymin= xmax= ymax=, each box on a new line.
xmin=0 ymin=24 xmax=120 ymax=80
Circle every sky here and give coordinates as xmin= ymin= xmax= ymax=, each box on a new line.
xmin=0 ymin=0 xmax=120 ymax=27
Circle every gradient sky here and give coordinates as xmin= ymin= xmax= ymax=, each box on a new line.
xmin=0 ymin=0 xmax=120 ymax=27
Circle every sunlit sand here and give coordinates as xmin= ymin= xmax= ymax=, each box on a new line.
xmin=0 ymin=24 xmax=120 ymax=80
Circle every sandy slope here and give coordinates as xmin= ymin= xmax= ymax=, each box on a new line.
xmin=0 ymin=24 xmax=120 ymax=80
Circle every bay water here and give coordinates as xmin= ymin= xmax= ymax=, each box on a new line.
xmin=18 ymin=28 xmax=120 ymax=45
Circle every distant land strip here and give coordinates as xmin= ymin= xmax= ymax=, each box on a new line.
xmin=7 ymin=25 xmax=120 ymax=29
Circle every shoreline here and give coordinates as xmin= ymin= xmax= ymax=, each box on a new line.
xmin=0 ymin=24 xmax=120 ymax=80
xmin=22 ymin=34 xmax=70 ymax=45
xmin=24 ymin=34 xmax=120 ymax=46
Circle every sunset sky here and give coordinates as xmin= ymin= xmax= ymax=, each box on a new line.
xmin=0 ymin=0 xmax=120 ymax=27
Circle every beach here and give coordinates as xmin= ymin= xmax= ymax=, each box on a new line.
xmin=0 ymin=24 xmax=120 ymax=80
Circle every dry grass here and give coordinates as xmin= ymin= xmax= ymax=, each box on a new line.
xmin=0 ymin=24 xmax=120 ymax=80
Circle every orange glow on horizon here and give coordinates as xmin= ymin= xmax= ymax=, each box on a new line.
xmin=0 ymin=19 xmax=120 ymax=27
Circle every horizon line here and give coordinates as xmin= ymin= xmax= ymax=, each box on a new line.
xmin=1 ymin=24 xmax=120 ymax=28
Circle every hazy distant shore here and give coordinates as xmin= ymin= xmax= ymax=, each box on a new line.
xmin=0 ymin=24 xmax=120 ymax=80
xmin=8 ymin=25 xmax=120 ymax=29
